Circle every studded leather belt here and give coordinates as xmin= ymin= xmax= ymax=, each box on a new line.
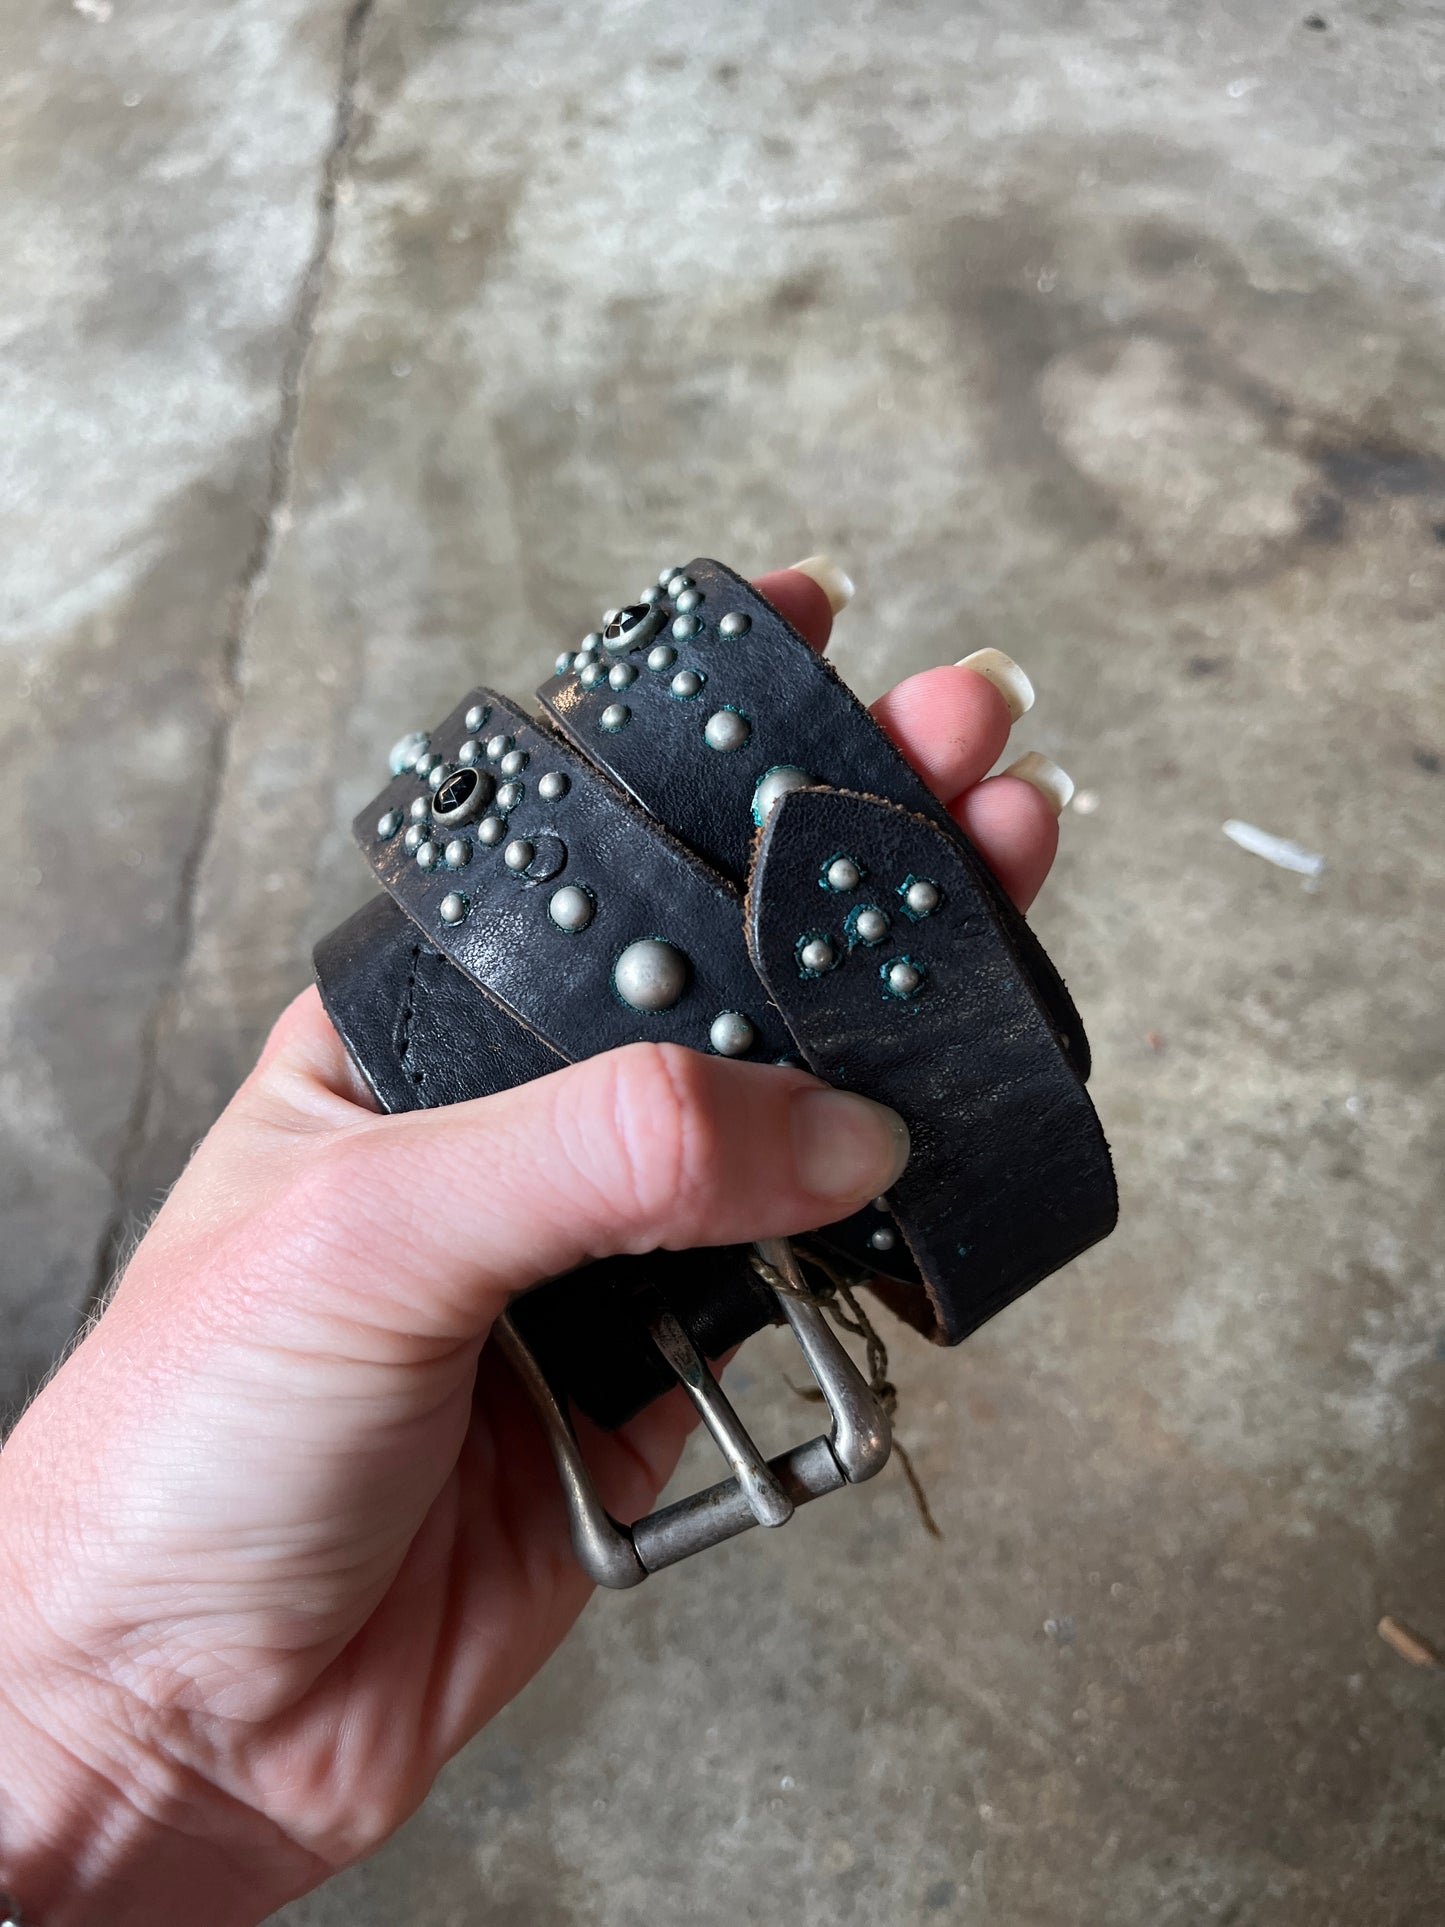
xmin=314 ymin=559 xmax=1117 ymax=1584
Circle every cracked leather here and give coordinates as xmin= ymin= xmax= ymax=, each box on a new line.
xmin=314 ymin=560 xmax=1117 ymax=1429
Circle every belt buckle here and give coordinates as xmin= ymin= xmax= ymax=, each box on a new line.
xmin=496 ymin=1238 xmax=892 ymax=1587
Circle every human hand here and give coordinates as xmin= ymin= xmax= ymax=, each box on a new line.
xmin=0 ymin=564 xmax=1067 ymax=1926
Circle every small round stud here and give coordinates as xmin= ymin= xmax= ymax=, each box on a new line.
xmin=852 ymin=907 xmax=890 ymax=945
xmin=499 ymin=748 xmax=528 ymax=777
xmin=503 ymin=838 xmax=535 ymax=873
xmin=439 ymin=891 xmax=468 ymax=925
xmin=602 ymin=609 xmax=620 ymax=625
xmin=670 ymin=668 xmax=704 ymax=700
xmin=825 ymin=856 xmax=862 ymax=892
xmin=648 ymin=643 xmax=677 ymax=673
xmin=675 ymin=587 xmax=703 ymax=613
xmin=600 ymin=702 xmax=631 ymax=731
xmin=478 ymin=815 xmax=506 ymax=846
xmin=496 ymin=780 xmax=524 ymax=811
xmin=458 ymin=737 xmax=480 ymax=764
xmin=538 ymin=770 xmax=569 ymax=802
xmin=427 ymin=761 xmax=453 ymax=791
xmin=869 ymin=1226 xmax=897 ymax=1253
xmin=431 ymin=765 xmax=492 ymax=826
xmin=609 ymin=661 xmax=638 ymax=690
xmin=409 ymin=795 xmax=431 ymax=822
xmin=403 ymin=823 xmax=426 ymax=853
xmin=464 ymin=704 xmax=490 ymax=734
xmin=575 ymin=646 xmax=599 ymax=670
xmin=377 ymin=809 xmax=402 ymax=840
xmin=548 ymin=884 xmax=595 ymax=933
xmin=718 ymin=612 xmax=752 ymax=639
xmin=414 ymin=751 xmax=440 ymax=779
xmin=613 ymin=937 xmax=689 ymax=1012
xmin=709 ymin=1011 xmax=756 ymax=1057
xmin=415 ymin=839 xmax=440 ymax=871
xmin=486 ymin=733 xmax=513 ymax=763
xmin=666 ymin=574 xmax=694 ymax=597
xmin=672 ymin=612 xmax=703 ymax=642
xmin=905 ymin=879 xmax=941 ymax=916
xmin=658 ymin=563 xmax=684 ymax=586
xmin=389 ymin=729 xmax=430 ymax=775
xmin=885 ymin=959 xmax=925 ymax=999
xmin=443 ymin=838 xmax=471 ymax=869
xmin=799 ymin=936 xmax=835 ymax=976
xmin=580 ymin=661 xmax=607 ymax=690
xmin=555 ymin=651 xmax=574 ymax=677
xmin=703 ymin=707 xmax=751 ymax=751
xmin=582 ymin=632 xmax=604 ymax=654
xmin=751 ymin=765 xmax=815 ymax=826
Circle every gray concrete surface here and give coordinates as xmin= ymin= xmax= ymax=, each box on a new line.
xmin=3 ymin=1 xmax=1443 ymax=1922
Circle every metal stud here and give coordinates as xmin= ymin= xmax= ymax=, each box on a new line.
xmin=555 ymin=651 xmax=574 ymax=677
xmin=658 ymin=564 xmax=683 ymax=586
xmin=825 ymin=856 xmax=862 ymax=892
xmin=415 ymin=839 xmax=440 ymax=871
xmin=579 ymin=661 xmax=607 ymax=689
xmin=672 ymin=612 xmax=703 ymax=642
xmin=458 ymin=737 xmax=480 ymax=764
xmin=496 ymin=780 xmax=524 ymax=811
xmin=885 ymin=959 xmax=924 ymax=999
xmin=904 ymin=879 xmax=941 ymax=917
xmin=575 ymin=646 xmax=599 ymax=669
xmin=465 ymin=704 xmax=490 ymax=733
xmin=409 ymin=795 xmax=432 ymax=822
xmin=389 ymin=729 xmax=430 ymax=775
xmin=718 ymin=612 xmax=752 ymax=639
xmin=486 ymin=733 xmax=513 ymax=763
xmin=377 ymin=809 xmax=402 ymax=840
xmin=478 ymin=814 xmax=506 ymax=846
xmin=443 ymin=838 xmax=471 ymax=869
xmin=751 ymin=765 xmax=815 ymax=826
xmin=648 ymin=643 xmax=677 ymax=673
xmin=709 ymin=1011 xmax=756 ymax=1057
xmin=799 ymin=936 xmax=835 ymax=975
xmin=499 ymin=748 xmax=528 ymax=777
xmin=414 ymin=751 xmax=440 ymax=779
xmin=613 ymin=937 xmax=689 ymax=1012
xmin=666 ymin=574 xmax=694 ymax=597
xmin=869 ymin=1226 xmax=897 ymax=1252
xmin=600 ymin=702 xmax=631 ymax=731
xmin=548 ymin=884 xmax=595 ymax=933
xmin=403 ymin=823 xmax=426 ymax=853
xmin=439 ymin=892 xmax=468 ymax=925
xmin=504 ymin=838 xmax=535 ymax=873
xmin=538 ymin=770 xmax=569 ymax=802
xmin=609 ymin=661 xmax=638 ymax=690
xmin=582 ymin=632 xmax=604 ymax=654
xmin=703 ymin=707 xmax=751 ymax=751
xmin=675 ymin=587 xmax=703 ymax=613
xmin=670 ymin=668 xmax=704 ymax=700
xmin=640 ymin=584 xmax=664 ymax=604
xmin=427 ymin=761 xmax=453 ymax=791
xmin=853 ymin=907 xmax=890 ymax=945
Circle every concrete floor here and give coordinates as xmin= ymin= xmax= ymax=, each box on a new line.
xmin=3 ymin=1 xmax=1443 ymax=1920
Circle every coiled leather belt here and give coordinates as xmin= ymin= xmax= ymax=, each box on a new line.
xmin=315 ymin=559 xmax=1117 ymax=1584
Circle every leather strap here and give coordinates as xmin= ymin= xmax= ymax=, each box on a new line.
xmin=314 ymin=559 xmax=1117 ymax=1428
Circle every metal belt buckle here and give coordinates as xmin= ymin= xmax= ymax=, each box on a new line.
xmin=496 ymin=1238 xmax=892 ymax=1587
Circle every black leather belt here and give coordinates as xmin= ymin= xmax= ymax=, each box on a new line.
xmin=315 ymin=559 xmax=1116 ymax=1584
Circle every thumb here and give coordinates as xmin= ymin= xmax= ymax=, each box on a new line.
xmin=301 ymin=1038 xmax=910 ymax=1345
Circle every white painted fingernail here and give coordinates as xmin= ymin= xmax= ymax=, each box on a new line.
xmin=956 ymin=647 xmax=1035 ymax=722
xmin=789 ymin=554 xmax=855 ymax=615
xmin=1004 ymin=751 xmax=1074 ymax=816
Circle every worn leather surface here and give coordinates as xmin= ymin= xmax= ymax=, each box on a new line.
xmin=314 ymin=558 xmax=1116 ymax=1429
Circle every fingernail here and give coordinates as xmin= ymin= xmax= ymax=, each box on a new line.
xmin=789 ymin=554 xmax=855 ymax=615
xmin=791 ymin=1087 xmax=911 ymax=1202
xmin=1004 ymin=750 xmax=1075 ymax=815
xmin=956 ymin=647 xmax=1035 ymax=722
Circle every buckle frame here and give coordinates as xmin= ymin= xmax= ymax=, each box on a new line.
xmin=496 ymin=1239 xmax=892 ymax=1587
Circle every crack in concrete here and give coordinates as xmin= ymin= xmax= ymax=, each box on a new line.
xmin=83 ymin=0 xmax=378 ymax=1316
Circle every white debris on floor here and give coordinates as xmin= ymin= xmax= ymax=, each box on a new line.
xmin=1222 ymin=818 xmax=1326 ymax=878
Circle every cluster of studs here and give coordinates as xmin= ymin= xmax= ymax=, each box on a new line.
xmin=551 ymin=564 xmax=756 ymax=761
xmin=791 ymin=854 xmax=942 ymax=1000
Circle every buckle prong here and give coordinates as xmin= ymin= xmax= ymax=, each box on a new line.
xmin=496 ymin=1238 xmax=892 ymax=1587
